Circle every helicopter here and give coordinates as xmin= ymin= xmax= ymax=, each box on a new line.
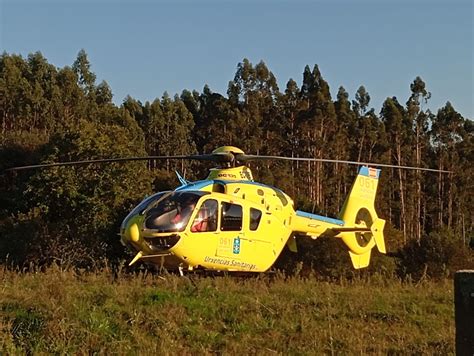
xmin=5 ymin=146 xmax=450 ymax=273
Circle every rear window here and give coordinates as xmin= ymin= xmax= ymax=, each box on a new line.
xmin=249 ymin=208 xmax=262 ymax=231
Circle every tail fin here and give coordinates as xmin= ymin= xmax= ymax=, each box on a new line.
xmin=338 ymin=167 xmax=386 ymax=269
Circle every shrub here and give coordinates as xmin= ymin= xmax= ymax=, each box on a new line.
xmin=397 ymin=228 xmax=474 ymax=280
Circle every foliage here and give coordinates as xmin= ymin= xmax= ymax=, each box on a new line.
xmin=397 ymin=228 xmax=474 ymax=280
xmin=22 ymin=121 xmax=152 ymax=267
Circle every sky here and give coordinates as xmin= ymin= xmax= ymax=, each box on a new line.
xmin=1 ymin=0 xmax=473 ymax=118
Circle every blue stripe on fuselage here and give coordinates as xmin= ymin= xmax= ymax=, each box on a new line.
xmin=175 ymin=180 xmax=213 ymax=191
xmin=296 ymin=210 xmax=344 ymax=226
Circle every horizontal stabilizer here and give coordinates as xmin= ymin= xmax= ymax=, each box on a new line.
xmin=331 ymin=227 xmax=370 ymax=233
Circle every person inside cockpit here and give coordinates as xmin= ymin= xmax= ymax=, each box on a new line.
xmin=191 ymin=199 xmax=217 ymax=232
xmin=144 ymin=192 xmax=203 ymax=232
xmin=172 ymin=197 xmax=196 ymax=226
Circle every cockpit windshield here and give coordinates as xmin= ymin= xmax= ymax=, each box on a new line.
xmin=144 ymin=191 xmax=208 ymax=232
xmin=130 ymin=192 xmax=169 ymax=216
xmin=121 ymin=191 xmax=170 ymax=232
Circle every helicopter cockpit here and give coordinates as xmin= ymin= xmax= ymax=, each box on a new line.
xmin=142 ymin=191 xmax=209 ymax=233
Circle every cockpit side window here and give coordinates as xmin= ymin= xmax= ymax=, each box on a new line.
xmin=191 ymin=199 xmax=218 ymax=233
xmin=221 ymin=202 xmax=242 ymax=231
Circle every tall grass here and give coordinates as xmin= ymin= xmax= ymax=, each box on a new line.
xmin=0 ymin=265 xmax=454 ymax=354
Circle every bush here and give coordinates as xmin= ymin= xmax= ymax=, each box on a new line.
xmin=1 ymin=122 xmax=152 ymax=268
xmin=275 ymin=237 xmax=362 ymax=279
xmin=397 ymin=228 xmax=474 ymax=280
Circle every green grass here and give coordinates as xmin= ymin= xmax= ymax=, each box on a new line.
xmin=0 ymin=266 xmax=454 ymax=354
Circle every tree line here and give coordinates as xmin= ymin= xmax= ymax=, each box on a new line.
xmin=0 ymin=50 xmax=472 ymax=276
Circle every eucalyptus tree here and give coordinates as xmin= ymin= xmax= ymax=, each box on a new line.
xmin=26 ymin=52 xmax=57 ymax=132
xmin=72 ymin=49 xmax=96 ymax=96
xmin=197 ymin=85 xmax=242 ymax=152
xmin=333 ymin=86 xmax=355 ymax=211
xmin=0 ymin=53 xmax=32 ymax=134
xmin=406 ymin=77 xmax=431 ymax=241
xmin=454 ymin=119 xmax=474 ymax=244
xmin=431 ymin=102 xmax=465 ymax=230
xmin=296 ymin=64 xmax=337 ymax=210
xmin=381 ymin=96 xmax=411 ymax=241
xmin=228 ymin=59 xmax=279 ymax=154
xmin=56 ymin=66 xmax=86 ymax=126
xmin=352 ymin=86 xmax=382 ymax=163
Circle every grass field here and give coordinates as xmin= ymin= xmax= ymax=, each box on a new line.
xmin=0 ymin=266 xmax=454 ymax=354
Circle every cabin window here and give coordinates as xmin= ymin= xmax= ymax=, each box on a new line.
xmin=191 ymin=199 xmax=218 ymax=233
xmin=221 ymin=202 xmax=242 ymax=231
xmin=249 ymin=208 xmax=262 ymax=231
xmin=213 ymin=183 xmax=225 ymax=193
xmin=274 ymin=189 xmax=288 ymax=206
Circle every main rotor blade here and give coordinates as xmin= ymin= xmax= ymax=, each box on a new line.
xmin=236 ymin=154 xmax=452 ymax=173
xmin=4 ymin=153 xmax=234 ymax=172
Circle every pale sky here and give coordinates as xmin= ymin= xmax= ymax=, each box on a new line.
xmin=1 ymin=0 xmax=473 ymax=118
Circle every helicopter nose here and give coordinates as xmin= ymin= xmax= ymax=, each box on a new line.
xmin=121 ymin=221 xmax=141 ymax=244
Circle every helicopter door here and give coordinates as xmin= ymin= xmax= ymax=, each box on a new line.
xmin=189 ymin=199 xmax=218 ymax=233
xmin=215 ymin=202 xmax=247 ymax=259
xmin=244 ymin=206 xmax=278 ymax=270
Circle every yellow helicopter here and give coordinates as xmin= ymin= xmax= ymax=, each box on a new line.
xmin=6 ymin=146 xmax=449 ymax=273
